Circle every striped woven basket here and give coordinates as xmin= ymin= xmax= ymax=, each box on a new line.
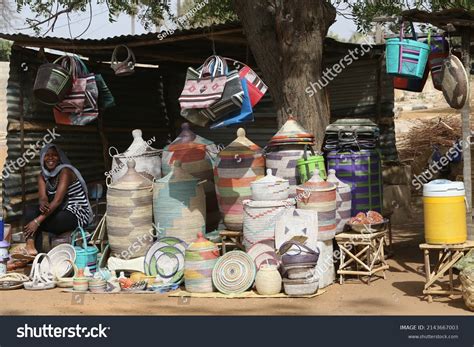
xmin=242 ymin=199 xmax=295 ymax=250
xmin=314 ymin=239 xmax=335 ymax=288
xmin=162 ymin=123 xmax=220 ymax=232
xmin=184 ymin=232 xmax=220 ymax=293
xmin=153 ymin=163 xmax=206 ymax=244
xmin=107 ymin=160 xmax=153 ymax=258
xmin=265 ymin=145 xmax=305 ymax=197
xmin=214 ymin=128 xmax=265 ymax=231
xmin=212 ymin=250 xmax=256 ymax=295
xmin=327 ymin=169 xmax=352 ymax=234
xmin=296 ymin=170 xmax=337 ymax=241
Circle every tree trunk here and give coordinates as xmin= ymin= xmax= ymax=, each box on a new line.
xmin=234 ymin=0 xmax=336 ymax=148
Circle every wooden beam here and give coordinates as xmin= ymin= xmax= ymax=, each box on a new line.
xmin=461 ymin=27 xmax=473 ymax=240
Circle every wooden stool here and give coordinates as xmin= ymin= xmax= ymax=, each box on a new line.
xmin=419 ymin=241 xmax=474 ymax=303
xmin=218 ymin=230 xmax=243 ymax=254
xmin=336 ymin=230 xmax=389 ymax=284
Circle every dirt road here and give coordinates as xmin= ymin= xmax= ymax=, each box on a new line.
xmin=0 ymin=223 xmax=472 ymax=316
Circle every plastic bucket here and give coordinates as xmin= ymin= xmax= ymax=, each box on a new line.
xmin=423 ymin=180 xmax=467 ymax=244
xmin=386 ymin=38 xmax=430 ymax=79
xmin=296 ymin=155 xmax=327 ymax=183
xmin=33 ymin=63 xmax=72 ymax=105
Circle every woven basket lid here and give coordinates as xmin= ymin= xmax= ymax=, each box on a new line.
xmin=158 ymin=161 xmax=200 ymax=184
xmin=110 ymin=159 xmax=152 ymax=189
xmin=169 ymin=123 xmax=197 ymax=144
xmin=220 ymin=128 xmax=261 ymax=155
xmin=187 ymin=232 xmax=218 ymax=252
xmin=441 ymin=54 xmax=469 ymax=110
xmin=299 ymin=169 xmax=336 ymax=192
xmin=269 ymin=116 xmax=314 ymax=143
xmin=253 ymin=169 xmax=288 ymax=185
xmin=326 ymin=169 xmax=349 ymax=188
xmin=118 ymin=129 xmax=160 ymax=157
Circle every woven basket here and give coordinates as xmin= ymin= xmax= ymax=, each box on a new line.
xmin=107 ymin=160 xmax=153 ymax=259
xmin=162 ymin=123 xmax=220 ymax=232
xmin=296 ymin=170 xmax=337 ymax=241
xmin=326 ymin=149 xmax=383 ymax=215
xmin=314 ymin=240 xmax=335 ymax=288
xmin=153 ymin=162 xmax=206 ymax=244
xmin=327 ymin=169 xmax=352 ymax=234
xmin=214 ymin=128 xmax=265 ymax=231
xmin=184 ymin=232 xmax=220 ymax=293
xmin=255 ymin=264 xmax=282 ymax=295
xmin=242 ymin=199 xmax=295 ymax=250
xmin=110 ymin=129 xmax=161 ymax=182
xmin=265 ymin=146 xmax=304 ymax=197
xmin=212 ymin=250 xmax=256 ymax=295
xmin=251 ymin=169 xmax=290 ymax=201
xmin=460 ymin=267 xmax=474 ymax=311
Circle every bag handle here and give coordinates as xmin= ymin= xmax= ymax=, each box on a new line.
xmin=279 ymin=240 xmax=318 ymax=256
xmin=111 ymin=45 xmax=136 ymax=67
xmin=73 ymin=56 xmax=90 ymax=76
xmin=71 ymin=226 xmax=88 ymax=250
xmin=200 ymin=55 xmax=227 ymax=79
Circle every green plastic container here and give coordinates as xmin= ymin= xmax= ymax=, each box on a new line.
xmin=296 ymin=146 xmax=326 ymax=183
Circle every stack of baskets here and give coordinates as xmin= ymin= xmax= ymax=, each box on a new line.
xmin=327 ymin=169 xmax=352 ymax=234
xmin=214 ymin=128 xmax=265 ymax=231
xmin=162 ymin=123 xmax=220 ymax=232
xmin=243 ymin=169 xmax=295 ymax=250
xmin=265 ymin=117 xmax=325 ymax=196
xmin=296 ymin=170 xmax=337 ymax=288
xmin=279 ymin=240 xmax=320 ymax=296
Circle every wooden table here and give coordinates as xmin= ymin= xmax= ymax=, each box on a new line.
xmin=336 ymin=230 xmax=389 ymax=284
xmin=419 ymin=241 xmax=474 ymax=303
xmin=218 ymin=230 xmax=244 ymax=254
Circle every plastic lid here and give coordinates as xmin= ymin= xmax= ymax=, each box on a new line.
xmin=0 ymin=240 xmax=10 ymax=248
xmin=423 ymin=179 xmax=465 ymax=197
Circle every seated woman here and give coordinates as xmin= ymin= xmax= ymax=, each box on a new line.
xmin=17 ymin=144 xmax=93 ymax=256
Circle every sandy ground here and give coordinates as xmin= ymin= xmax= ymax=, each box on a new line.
xmin=0 ymin=221 xmax=472 ymax=316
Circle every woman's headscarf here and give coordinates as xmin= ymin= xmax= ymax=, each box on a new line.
xmin=39 ymin=143 xmax=94 ymax=225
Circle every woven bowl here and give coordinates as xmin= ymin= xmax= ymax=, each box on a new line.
xmin=347 ymin=219 xmax=387 ymax=234
xmin=283 ymin=276 xmax=319 ymax=296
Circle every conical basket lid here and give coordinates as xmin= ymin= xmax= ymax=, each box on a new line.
xmin=223 ymin=128 xmax=261 ymax=151
xmin=299 ymin=169 xmax=335 ymax=192
xmin=110 ymin=159 xmax=152 ymax=189
xmin=158 ymin=161 xmax=200 ymax=183
xmin=120 ymin=129 xmax=160 ymax=156
xmin=187 ymin=232 xmax=218 ymax=252
xmin=169 ymin=123 xmax=197 ymax=145
xmin=253 ymin=169 xmax=287 ymax=184
xmin=269 ymin=116 xmax=314 ymax=143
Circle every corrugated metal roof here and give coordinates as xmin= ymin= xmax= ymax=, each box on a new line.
xmin=0 ymin=23 xmax=386 ymax=65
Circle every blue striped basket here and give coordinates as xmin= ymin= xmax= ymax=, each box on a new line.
xmin=386 ymin=22 xmax=430 ymax=79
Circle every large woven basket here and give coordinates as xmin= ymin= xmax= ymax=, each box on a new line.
xmin=106 ymin=160 xmax=153 ymax=258
xmin=296 ymin=170 xmax=337 ymax=241
xmin=153 ymin=163 xmax=206 ymax=244
xmin=460 ymin=267 xmax=474 ymax=311
xmin=242 ymin=199 xmax=295 ymax=250
xmin=327 ymin=169 xmax=351 ymax=234
xmin=110 ymin=129 xmax=162 ymax=182
xmin=265 ymin=146 xmax=304 ymax=197
xmin=214 ymin=128 xmax=265 ymax=231
xmin=162 ymin=123 xmax=220 ymax=232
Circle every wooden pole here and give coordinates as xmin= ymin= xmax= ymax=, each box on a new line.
xmin=461 ymin=27 xmax=472 ymax=240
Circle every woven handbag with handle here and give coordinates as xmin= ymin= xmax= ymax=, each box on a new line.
xmin=111 ymin=45 xmax=136 ymax=76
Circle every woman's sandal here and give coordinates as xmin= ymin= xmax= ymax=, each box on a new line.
xmin=10 ymin=247 xmax=37 ymax=261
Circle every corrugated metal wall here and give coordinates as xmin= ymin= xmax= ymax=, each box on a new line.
xmin=4 ymin=47 xmax=170 ymax=223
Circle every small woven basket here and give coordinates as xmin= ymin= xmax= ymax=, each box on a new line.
xmin=460 ymin=268 xmax=474 ymax=311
